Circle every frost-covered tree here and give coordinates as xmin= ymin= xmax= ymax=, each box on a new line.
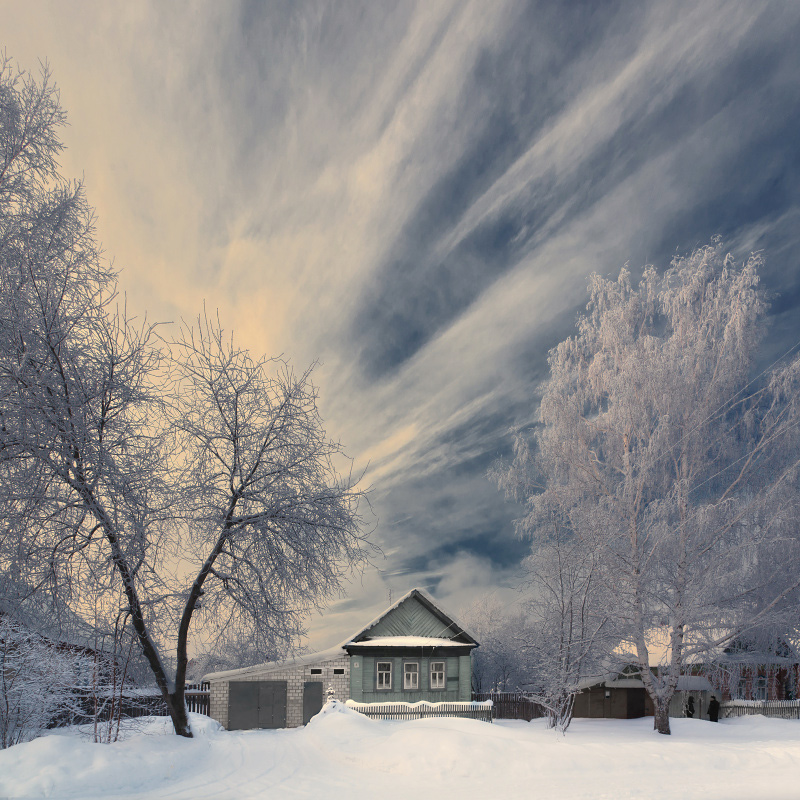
xmin=0 ymin=615 xmax=95 ymax=748
xmin=501 ymin=243 xmax=800 ymax=734
xmin=0 ymin=56 xmax=372 ymax=738
xmin=463 ymin=597 xmax=527 ymax=693
xmin=521 ymin=513 xmax=614 ymax=731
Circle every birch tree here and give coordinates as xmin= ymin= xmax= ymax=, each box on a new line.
xmin=0 ymin=56 xmax=372 ymax=738
xmin=502 ymin=242 xmax=800 ymax=734
xmin=521 ymin=512 xmax=613 ymax=731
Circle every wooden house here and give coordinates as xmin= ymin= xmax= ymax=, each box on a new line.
xmin=706 ymin=635 xmax=800 ymax=702
xmin=204 ymin=588 xmax=479 ymax=730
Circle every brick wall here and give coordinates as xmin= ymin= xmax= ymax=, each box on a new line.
xmin=208 ymin=654 xmax=350 ymax=729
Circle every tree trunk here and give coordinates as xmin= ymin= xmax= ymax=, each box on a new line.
xmin=653 ymin=698 xmax=671 ymax=735
xmin=167 ymin=689 xmax=192 ymax=738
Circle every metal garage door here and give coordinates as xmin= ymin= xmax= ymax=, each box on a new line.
xmin=303 ymin=681 xmax=323 ymax=724
xmin=228 ymin=681 xmax=287 ymax=730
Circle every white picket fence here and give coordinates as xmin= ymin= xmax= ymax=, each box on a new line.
xmin=721 ymin=699 xmax=800 ymax=720
xmin=346 ymin=699 xmax=493 ymax=723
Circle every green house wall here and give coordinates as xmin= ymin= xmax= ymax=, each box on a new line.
xmin=349 ymin=654 xmax=471 ymax=702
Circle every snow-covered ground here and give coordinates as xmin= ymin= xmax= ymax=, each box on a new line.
xmin=2 ymin=702 xmax=799 ymax=799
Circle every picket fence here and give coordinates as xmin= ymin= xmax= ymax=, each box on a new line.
xmin=720 ymin=699 xmax=800 ymax=720
xmin=472 ymin=691 xmax=547 ymax=721
xmin=347 ymin=700 xmax=494 ymax=723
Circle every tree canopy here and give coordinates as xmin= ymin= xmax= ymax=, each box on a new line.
xmin=498 ymin=242 xmax=800 ymax=734
xmin=0 ymin=56 xmax=372 ymax=737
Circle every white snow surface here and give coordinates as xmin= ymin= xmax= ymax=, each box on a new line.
xmin=2 ymin=703 xmax=800 ymax=799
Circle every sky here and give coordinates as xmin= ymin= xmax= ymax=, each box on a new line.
xmin=5 ymin=1 xmax=800 ymax=653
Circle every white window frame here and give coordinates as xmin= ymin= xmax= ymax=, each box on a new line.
xmin=735 ymin=678 xmax=747 ymax=700
xmin=430 ymin=660 xmax=446 ymax=691
xmin=403 ymin=661 xmax=419 ymax=691
xmin=376 ymin=661 xmax=392 ymax=691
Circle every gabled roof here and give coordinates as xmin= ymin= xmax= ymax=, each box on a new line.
xmin=346 ymin=588 xmax=478 ymax=647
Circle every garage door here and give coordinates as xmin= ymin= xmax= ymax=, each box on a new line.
xmin=228 ymin=681 xmax=287 ymax=730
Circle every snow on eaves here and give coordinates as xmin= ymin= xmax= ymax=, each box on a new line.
xmin=345 ymin=636 xmax=475 ymax=648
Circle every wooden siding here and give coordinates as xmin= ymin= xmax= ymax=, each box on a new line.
xmin=356 ymin=654 xmax=465 ymax=703
xmin=367 ymin=596 xmax=457 ymax=639
xmin=458 ymin=655 xmax=471 ymax=701
xmin=573 ymin=687 xmax=646 ymax=719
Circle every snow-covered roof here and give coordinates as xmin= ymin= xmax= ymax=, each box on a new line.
xmin=204 ymin=644 xmax=346 ymax=682
xmin=605 ymin=678 xmax=645 ymax=689
xmin=578 ymin=674 xmax=713 ymax=692
xmin=676 ymin=676 xmax=713 ymax=692
xmin=346 ymin=636 xmax=473 ymax=648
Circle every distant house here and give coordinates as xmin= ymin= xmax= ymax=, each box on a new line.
xmin=573 ymin=632 xmax=800 ymax=721
xmin=708 ymin=635 xmax=800 ymax=702
xmin=204 ymin=588 xmax=479 ymax=730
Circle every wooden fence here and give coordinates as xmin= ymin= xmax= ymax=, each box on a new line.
xmin=59 ymin=682 xmax=210 ymax=724
xmin=721 ymin=699 xmax=800 ymax=720
xmin=472 ymin=692 xmax=547 ymax=721
xmin=347 ymin=700 xmax=493 ymax=723
xmin=185 ymin=684 xmax=210 ymax=715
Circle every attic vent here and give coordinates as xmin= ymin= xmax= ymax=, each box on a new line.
xmin=310 ymin=668 xmax=322 ymax=674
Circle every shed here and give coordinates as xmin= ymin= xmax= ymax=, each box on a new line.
xmin=573 ymin=671 xmax=715 ymax=720
xmin=204 ymin=588 xmax=479 ymax=730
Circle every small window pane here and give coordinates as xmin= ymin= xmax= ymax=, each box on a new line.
xmin=377 ymin=661 xmax=392 ymax=690
xmin=404 ymin=662 xmax=419 ymax=690
xmin=430 ymin=661 xmax=445 ymax=690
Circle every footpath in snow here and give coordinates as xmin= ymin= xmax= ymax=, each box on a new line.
xmin=1 ymin=702 xmax=800 ymax=799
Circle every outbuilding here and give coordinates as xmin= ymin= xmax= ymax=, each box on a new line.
xmin=205 ymin=588 xmax=479 ymax=729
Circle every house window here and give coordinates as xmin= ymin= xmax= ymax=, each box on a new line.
xmin=785 ymin=672 xmax=797 ymax=701
xmin=310 ymin=668 xmax=322 ymax=675
xmin=430 ymin=661 xmax=446 ymax=690
xmin=755 ymin=676 xmax=767 ymax=701
xmin=377 ymin=661 xmax=392 ymax=690
xmin=333 ymin=668 xmax=345 ymax=675
xmin=404 ymin=662 xmax=419 ymax=690
xmin=736 ymin=679 xmax=747 ymax=700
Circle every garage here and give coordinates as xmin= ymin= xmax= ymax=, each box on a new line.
xmin=228 ymin=680 xmax=287 ymax=730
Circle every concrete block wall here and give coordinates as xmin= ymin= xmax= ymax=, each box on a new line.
xmin=209 ymin=654 xmax=350 ymax=729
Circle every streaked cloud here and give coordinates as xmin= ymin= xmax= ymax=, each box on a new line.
xmin=5 ymin=0 xmax=800 ymax=648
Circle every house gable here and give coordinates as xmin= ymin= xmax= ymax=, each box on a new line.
xmin=347 ymin=588 xmax=477 ymax=646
